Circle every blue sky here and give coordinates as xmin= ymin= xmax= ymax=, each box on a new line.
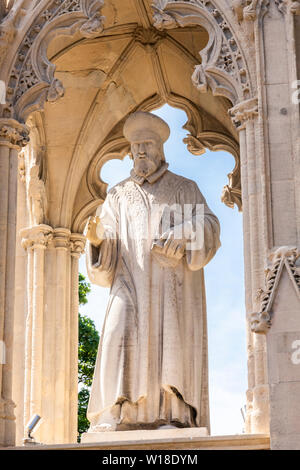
xmin=79 ymin=104 xmax=247 ymax=435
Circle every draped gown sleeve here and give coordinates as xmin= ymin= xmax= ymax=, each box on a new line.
xmin=175 ymin=179 xmax=221 ymax=271
xmin=86 ymin=190 xmax=119 ymax=288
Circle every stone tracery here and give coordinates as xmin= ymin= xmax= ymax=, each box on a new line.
xmin=152 ymin=0 xmax=252 ymax=104
xmin=2 ymin=0 xmax=106 ymax=121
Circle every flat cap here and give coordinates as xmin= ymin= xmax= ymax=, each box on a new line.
xmin=124 ymin=111 xmax=170 ymax=144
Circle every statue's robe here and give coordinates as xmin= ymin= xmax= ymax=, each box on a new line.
xmin=86 ymin=166 xmax=221 ymax=431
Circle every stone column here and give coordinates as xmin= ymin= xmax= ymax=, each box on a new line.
xmin=70 ymin=234 xmax=86 ymax=443
xmin=230 ymin=98 xmax=270 ymax=435
xmin=20 ymin=226 xmax=85 ymax=445
xmin=246 ymin=1 xmax=300 ymax=449
xmin=11 ymin=150 xmax=29 ymax=445
xmin=21 ymin=225 xmax=53 ymax=437
xmin=0 ymin=118 xmax=29 ymax=447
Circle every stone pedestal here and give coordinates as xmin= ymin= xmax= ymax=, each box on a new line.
xmin=4 ymin=433 xmax=270 ymax=451
xmin=81 ymin=427 xmax=208 ymax=446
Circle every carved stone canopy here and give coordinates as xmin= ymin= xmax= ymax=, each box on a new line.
xmin=151 ymin=1 xmax=252 ymax=105
xmin=1 ymin=0 xmax=253 ymax=124
xmin=1 ymin=0 xmax=249 ymax=230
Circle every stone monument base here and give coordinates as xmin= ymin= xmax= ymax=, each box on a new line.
xmin=81 ymin=427 xmax=209 ymax=447
xmin=2 ymin=433 xmax=270 ymax=450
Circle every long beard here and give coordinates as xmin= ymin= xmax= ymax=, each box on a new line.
xmin=134 ymin=157 xmax=158 ymax=178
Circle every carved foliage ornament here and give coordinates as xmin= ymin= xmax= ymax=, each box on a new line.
xmin=251 ymin=247 xmax=300 ymax=334
xmin=70 ymin=233 xmax=86 ymax=257
xmin=232 ymin=0 xmax=300 ymax=21
xmin=152 ymin=0 xmax=252 ymax=105
xmin=21 ymin=225 xmax=86 ymax=254
xmin=229 ymin=96 xmax=258 ymax=130
xmin=0 ymin=117 xmax=29 ymax=148
xmin=21 ymin=224 xmax=54 ymax=250
xmin=3 ymin=0 xmax=105 ymax=121
xmin=276 ymin=0 xmax=300 ymax=14
xmin=232 ymin=0 xmax=270 ymax=22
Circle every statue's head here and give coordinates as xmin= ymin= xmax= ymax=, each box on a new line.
xmin=124 ymin=111 xmax=170 ymax=178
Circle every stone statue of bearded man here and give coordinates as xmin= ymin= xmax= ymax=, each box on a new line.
xmin=85 ymin=111 xmax=221 ymax=434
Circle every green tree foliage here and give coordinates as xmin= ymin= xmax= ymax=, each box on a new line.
xmin=78 ymin=312 xmax=100 ymax=388
xmin=78 ymin=273 xmax=99 ymax=439
xmin=79 ymin=272 xmax=91 ymax=305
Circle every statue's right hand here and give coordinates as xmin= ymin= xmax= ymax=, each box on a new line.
xmin=84 ymin=216 xmax=104 ymax=247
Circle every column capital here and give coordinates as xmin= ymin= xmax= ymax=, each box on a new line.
xmin=229 ymin=97 xmax=259 ymax=131
xmin=20 ymin=226 xmax=86 ymax=254
xmin=70 ymin=234 xmax=86 ymax=258
xmin=53 ymin=228 xmax=72 ymax=250
xmin=20 ymin=225 xmax=53 ymax=250
xmin=0 ymin=118 xmax=29 ymax=150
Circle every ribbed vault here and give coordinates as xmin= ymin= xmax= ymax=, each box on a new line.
xmin=16 ymin=0 xmax=241 ymax=231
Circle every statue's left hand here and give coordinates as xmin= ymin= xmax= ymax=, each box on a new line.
xmin=152 ymin=229 xmax=185 ymax=260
